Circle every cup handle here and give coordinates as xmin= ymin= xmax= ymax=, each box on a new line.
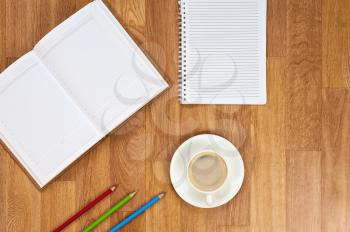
xmin=206 ymin=194 xmax=213 ymax=205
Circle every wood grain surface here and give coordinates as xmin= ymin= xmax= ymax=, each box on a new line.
xmin=0 ymin=0 xmax=349 ymax=231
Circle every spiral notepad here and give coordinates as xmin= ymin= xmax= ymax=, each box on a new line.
xmin=178 ymin=0 xmax=266 ymax=104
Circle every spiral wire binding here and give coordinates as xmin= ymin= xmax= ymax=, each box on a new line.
xmin=178 ymin=0 xmax=187 ymax=102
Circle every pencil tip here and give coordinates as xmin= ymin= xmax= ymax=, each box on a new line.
xmin=130 ymin=191 xmax=137 ymax=197
xmin=111 ymin=185 xmax=117 ymax=191
xmin=159 ymin=192 xmax=166 ymax=198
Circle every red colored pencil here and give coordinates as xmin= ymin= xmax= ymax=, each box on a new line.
xmin=53 ymin=185 xmax=117 ymax=232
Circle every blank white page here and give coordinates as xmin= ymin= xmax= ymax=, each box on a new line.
xmin=34 ymin=0 xmax=168 ymax=133
xmin=179 ymin=0 xmax=266 ymax=104
xmin=0 ymin=52 xmax=100 ymax=187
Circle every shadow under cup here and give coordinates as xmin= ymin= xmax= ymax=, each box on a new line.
xmin=188 ymin=151 xmax=228 ymax=192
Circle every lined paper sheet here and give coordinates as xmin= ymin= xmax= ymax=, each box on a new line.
xmin=179 ymin=0 xmax=266 ymax=104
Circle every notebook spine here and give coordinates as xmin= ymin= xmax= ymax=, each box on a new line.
xmin=178 ymin=0 xmax=187 ymax=103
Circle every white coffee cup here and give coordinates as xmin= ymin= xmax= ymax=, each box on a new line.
xmin=187 ymin=150 xmax=228 ymax=205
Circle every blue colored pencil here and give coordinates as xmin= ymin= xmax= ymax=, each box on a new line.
xmin=109 ymin=193 xmax=166 ymax=232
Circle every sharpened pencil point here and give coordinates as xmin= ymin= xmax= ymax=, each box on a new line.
xmin=159 ymin=192 xmax=166 ymax=198
xmin=130 ymin=191 xmax=137 ymax=197
xmin=111 ymin=185 xmax=117 ymax=191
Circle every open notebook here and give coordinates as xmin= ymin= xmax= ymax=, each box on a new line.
xmin=0 ymin=0 xmax=168 ymax=187
xmin=178 ymin=0 xmax=266 ymax=104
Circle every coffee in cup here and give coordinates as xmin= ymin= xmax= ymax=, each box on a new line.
xmin=188 ymin=151 xmax=228 ymax=193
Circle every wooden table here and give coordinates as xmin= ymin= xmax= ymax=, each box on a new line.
xmin=0 ymin=0 xmax=349 ymax=231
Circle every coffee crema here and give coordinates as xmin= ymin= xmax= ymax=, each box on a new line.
xmin=188 ymin=151 xmax=228 ymax=192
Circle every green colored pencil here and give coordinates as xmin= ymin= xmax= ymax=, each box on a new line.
xmin=83 ymin=191 xmax=137 ymax=232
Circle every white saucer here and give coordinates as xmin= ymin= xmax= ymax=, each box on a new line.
xmin=170 ymin=134 xmax=244 ymax=208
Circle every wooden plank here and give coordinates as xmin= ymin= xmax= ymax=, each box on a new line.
xmin=75 ymin=0 xmax=91 ymax=10
xmin=181 ymin=204 xmax=215 ymax=232
xmin=322 ymin=0 xmax=350 ymax=88
xmin=36 ymin=0 xmax=76 ymax=39
xmin=216 ymin=225 xmax=250 ymax=232
xmin=145 ymin=161 xmax=181 ymax=232
xmin=144 ymin=0 xmax=181 ymax=230
xmin=107 ymin=0 xmax=147 ymax=229
xmin=0 ymin=147 xmax=9 ymax=232
xmin=5 ymin=0 xmax=38 ymax=57
xmin=0 ymin=2 xmax=7 ymax=231
xmin=285 ymin=0 xmax=322 ymax=150
xmin=40 ymin=181 xmax=75 ymax=231
xmin=250 ymin=58 xmax=286 ymax=231
xmin=322 ymin=88 xmax=350 ymax=231
xmin=72 ymin=138 xmax=111 ymax=231
xmin=111 ymin=0 xmax=145 ymax=44
xmin=0 ymin=0 xmax=5 ymax=71
xmin=208 ymin=105 xmax=252 ymax=227
xmin=267 ymin=0 xmax=287 ymax=57
xmin=109 ymin=111 xmax=147 ymax=212
xmin=6 ymin=156 xmax=41 ymax=231
xmin=286 ymin=151 xmax=321 ymax=232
